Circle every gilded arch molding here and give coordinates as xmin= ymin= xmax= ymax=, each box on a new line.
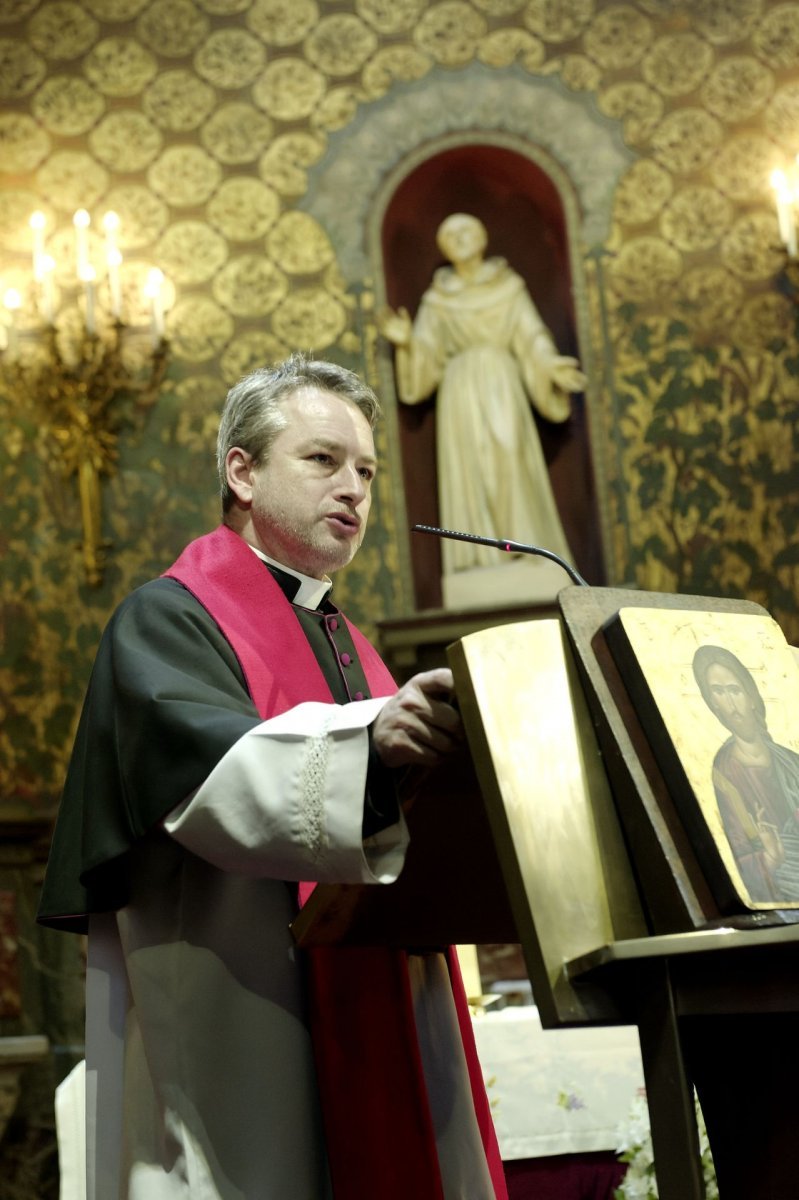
xmin=298 ymin=61 xmax=634 ymax=281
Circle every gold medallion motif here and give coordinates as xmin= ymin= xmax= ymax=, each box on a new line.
xmin=753 ymin=3 xmax=799 ymax=66
xmin=155 ymin=220 xmax=229 ymax=285
xmin=252 ymin=57 xmax=326 ymax=121
xmin=311 ymin=87 xmax=363 ymax=133
xmin=720 ymin=212 xmax=785 ymax=281
xmin=651 ymin=107 xmax=723 ymax=175
xmin=82 ymin=0 xmax=150 ymax=17
xmin=83 ymin=36 xmax=158 ymax=97
xmin=28 ymin=2 xmax=99 ymax=60
xmin=257 ymin=132 xmax=327 ymax=196
xmin=102 ymin=184 xmax=169 ymax=248
xmin=0 ymin=38 xmax=46 ymax=98
xmin=0 ymin=0 xmax=40 ymax=19
xmin=266 ymin=211 xmax=335 ymax=275
xmin=413 ymin=1 xmax=488 ymax=67
xmin=609 ymin=235 xmax=683 ymax=303
xmin=613 ymin=159 xmax=673 ymax=226
xmin=355 ymin=0 xmax=426 ymax=34
xmin=246 ymin=0 xmax=319 ymax=46
xmin=764 ymin=80 xmax=799 ymax=149
xmin=168 ymin=296 xmax=234 ymax=362
xmin=679 ymin=266 xmax=743 ymax=333
xmin=660 ymin=186 xmax=733 ymax=253
xmin=36 ymin=150 xmax=109 ymax=212
xmin=583 ymin=5 xmax=654 ymax=69
xmin=142 ymin=69 xmax=216 ymax=132
xmin=32 ymin=75 xmax=106 ymax=135
xmin=476 ymin=29 xmax=544 ymax=70
xmin=598 ymin=81 xmax=664 ymax=145
xmin=193 ymin=28 xmax=266 ymax=87
xmin=220 ymin=331 xmax=289 ymax=383
xmin=89 ymin=110 xmax=163 ymax=171
xmin=147 ymin=146 xmax=222 ymax=206
xmin=196 ymin=0 xmax=250 ymax=13
xmin=136 ymin=0 xmax=210 ymax=56
xmin=211 ymin=254 xmax=289 ymax=317
xmin=701 ymin=55 xmax=774 ymax=123
xmin=0 ymin=114 xmax=50 ymax=173
xmin=305 ymin=13 xmax=378 ymax=74
xmin=271 ymin=286 xmax=346 ymax=349
xmin=362 ymin=45 xmax=432 ymax=95
xmin=522 ymin=0 xmax=594 ymax=41
xmin=559 ymin=53 xmax=602 ymax=91
xmin=200 ymin=103 xmax=274 ymax=165
xmin=690 ymin=0 xmax=763 ymax=44
xmin=735 ymin=292 xmax=793 ymax=350
xmin=471 ymin=0 xmax=526 ymax=15
xmin=641 ymin=33 xmax=713 ymax=97
xmin=710 ymin=134 xmax=778 ymax=204
xmin=207 ymin=177 xmax=281 ymax=242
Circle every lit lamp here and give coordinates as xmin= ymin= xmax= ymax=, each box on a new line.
xmin=771 ymin=166 xmax=799 ymax=259
xmin=0 ymin=208 xmax=171 ymax=586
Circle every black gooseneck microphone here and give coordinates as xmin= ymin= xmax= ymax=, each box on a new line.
xmin=412 ymin=524 xmax=588 ymax=588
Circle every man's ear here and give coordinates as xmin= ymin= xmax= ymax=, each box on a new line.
xmin=225 ymin=447 xmax=255 ymax=507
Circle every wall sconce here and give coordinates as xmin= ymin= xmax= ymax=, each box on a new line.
xmin=0 ymin=210 xmax=170 ymax=587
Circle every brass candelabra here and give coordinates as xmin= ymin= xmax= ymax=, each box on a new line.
xmin=0 ymin=321 xmax=169 ymax=586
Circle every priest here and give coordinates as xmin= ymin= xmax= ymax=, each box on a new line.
xmin=38 ymin=353 xmax=507 ymax=1200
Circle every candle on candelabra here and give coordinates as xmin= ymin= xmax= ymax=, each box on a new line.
xmin=73 ymin=209 xmax=90 ymax=277
xmin=102 ymin=212 xmax=122 ymax=319
xmin=107 ymin=247 xmax=122 ymax=320
xmin=144 ymin=268 xmax=165 ymax=347
xmin=30 ymin=211 xmax=46 ymax=281
xmin=41 ymin=254 xmax=56 ymax=326
xmin=80 ymin=264 xmax=97 ymax=335
xmin=3 ymin=288 xmax=22 ymax=356
xmin=771 ymin=167 xmax=798 ymax=259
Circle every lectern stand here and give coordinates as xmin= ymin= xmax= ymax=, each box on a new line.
xmin=294 ymin=587 xmax=799 ymax=1200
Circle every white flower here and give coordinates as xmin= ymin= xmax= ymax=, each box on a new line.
xmin=614 ymin=1092 xmax=716 ymax=1200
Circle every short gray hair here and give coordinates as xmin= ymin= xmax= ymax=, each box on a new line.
xmin=217 ymin=352 xmax=381 ymax=512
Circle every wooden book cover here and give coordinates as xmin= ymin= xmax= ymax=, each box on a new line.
xmin=604 ymin=606 xmax=799 ymax=914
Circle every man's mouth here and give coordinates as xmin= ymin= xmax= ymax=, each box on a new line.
xmin=326 ymin=511 xmax=360 ymax=535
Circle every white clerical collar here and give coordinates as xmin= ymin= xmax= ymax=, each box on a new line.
xmin=247 ymin=544 xmax=333 ymax=609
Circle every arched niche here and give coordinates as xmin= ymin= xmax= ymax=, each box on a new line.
xmin=379 ymin=142 xmax=604 ymax=610
xmin=299 ymin=64 xmax=633 ymax=611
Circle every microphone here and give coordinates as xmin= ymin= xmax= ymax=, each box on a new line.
xmin=412 ymin=524 xmax=588 ymax=587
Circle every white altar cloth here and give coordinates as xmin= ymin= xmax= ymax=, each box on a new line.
xmin=471 ymin=1007 xmax=645 ymax=1160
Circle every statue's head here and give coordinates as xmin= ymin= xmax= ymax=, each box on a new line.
xmin=436 ymin=213 xmax=488 ymax=264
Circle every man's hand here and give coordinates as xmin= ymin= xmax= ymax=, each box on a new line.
xmin=372 ymin=668 xmax=462 ymax=769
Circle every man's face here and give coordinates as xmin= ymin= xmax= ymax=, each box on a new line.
xmin=706 ymin=664 xmax=759 ymax=741
xmin=245 ymin=386 xmax=376 ymax=579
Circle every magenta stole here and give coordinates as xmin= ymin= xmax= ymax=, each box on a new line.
xmin=165 ymin=526 xmax=506 ymax=1200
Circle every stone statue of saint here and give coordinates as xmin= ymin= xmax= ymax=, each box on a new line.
xmin=378 ymin=213 xmax=586 ymax=586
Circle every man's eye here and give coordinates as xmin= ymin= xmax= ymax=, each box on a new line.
xmin=311 ymin=453 xmax=333 ymax=464
xmin=358 ymin=467 xmax=374 ymax=480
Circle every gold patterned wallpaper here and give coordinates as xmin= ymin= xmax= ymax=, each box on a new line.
xmin=2 ymin=0 xmax=799 ymax=817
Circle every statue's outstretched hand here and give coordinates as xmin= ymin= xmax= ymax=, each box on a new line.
xmin=372 ymin=668 xmax=462 ymax=769
xmin=377 ymin=305 xmax=413 ymax=348
xmin=551 ymin=356 xmax=587 ymax=393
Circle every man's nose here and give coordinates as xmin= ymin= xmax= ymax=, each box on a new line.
xmin=334 ymin=463 xmax=366 ymax=502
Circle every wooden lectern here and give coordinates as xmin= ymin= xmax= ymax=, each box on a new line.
xmin=293 ymin=588 xmax=799 ymax=1200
